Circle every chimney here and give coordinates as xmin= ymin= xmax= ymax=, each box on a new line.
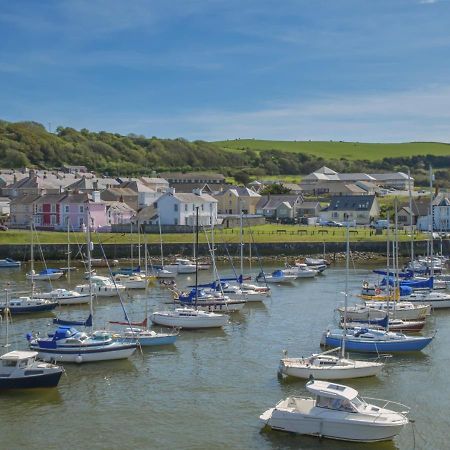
xmin=92 ymin=191 xmax=101 ymax=203
xmin=193 ymin=188 xmax=202 ymax=196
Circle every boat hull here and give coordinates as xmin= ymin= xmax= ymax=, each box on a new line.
xmin=322 ymin=334 xmax=433 ymax=353
xmin=0 ymin=303 xmax=58 ymax=314
xmin=260 ymin=408 xmax=406 ymax=442
xmin=31 ymin=344 xmax=137 ymax=363
xmin=150 ymin=312 xmax=227 ymax=329
xmin=119 ymin=334 xmax=178 ymax=346
xmin=278 ymin=361 xmax=383 ymax=380
xmin=0 ymin=370 xmax=63 ymax=389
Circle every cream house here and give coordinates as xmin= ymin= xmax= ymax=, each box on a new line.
xmin=214 ymin=187 xmax=261 ymax=215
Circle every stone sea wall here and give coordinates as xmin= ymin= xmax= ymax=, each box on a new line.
xmin=1 ymin=239 xmax=448 ymax=261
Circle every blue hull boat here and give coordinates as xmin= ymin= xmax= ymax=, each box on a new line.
xmin=321 ymin=328 xmax=434 ymax=353
xmin=120 ymin=333 xmax=178 ymax=346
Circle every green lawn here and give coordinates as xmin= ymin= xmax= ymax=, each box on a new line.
xmin=0 ymin=226 xmax=426 ymax=245
xmin=215 ymin=139 xmax=450 ymax=161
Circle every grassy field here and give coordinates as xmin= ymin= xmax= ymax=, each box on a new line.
xmin=216 ymin=139 xmax=450 ymax=161
xmin=0 ymin=225 xmax=426 ymax=245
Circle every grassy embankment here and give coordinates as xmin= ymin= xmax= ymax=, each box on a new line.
xmin=216 ymin=139 xmax=450 ymax=161
xmin=0 ymin=226 xmax=426 ymax=246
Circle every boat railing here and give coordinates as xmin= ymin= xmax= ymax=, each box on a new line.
xmin=362 ymin=397 xmax=411 ymax=415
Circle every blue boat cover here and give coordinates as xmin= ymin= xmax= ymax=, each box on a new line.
xmin=382 ymin=276 xmax=433 ymax=289
xmin=272 ymin=270 xmax=284 ymax=277
xmin=373 ymin=269 xmax=413 ymax=278
xmin=39 ymin=268 xmax=61 ymax=275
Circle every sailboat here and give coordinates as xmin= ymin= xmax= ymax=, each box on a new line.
xmin=27 ymin=213 xmax=137 ymax=363
xmin=40 ymin=221 xmax=90 ymax=305
xmin=0 ymin=289 xmax=63 ymax=389
xmin=321 ymin=208 xmax=435 ymax=353
xmin=155 ymin=216 xmax=175 ymax=279
xmin=150 ymin=207 xmax=228 ymax=329
xmin=279 ymin=225 xmax=385 ymax=380
xmin=25 ymin=223 xmax=64 ymax=281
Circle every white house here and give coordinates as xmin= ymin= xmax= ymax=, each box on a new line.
xmin=156 ymin=189 xmax=218 ymax=226
xmin=417 ymin=193 xmax=450 ymax=231
xmin=319 ymin=195 xmax=380 ymax=225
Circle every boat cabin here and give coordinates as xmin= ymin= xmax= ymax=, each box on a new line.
xmin=307 ymin=380 xmax=367 ymax=413
xmin=0 ymin=351 xmax=38 ymax=370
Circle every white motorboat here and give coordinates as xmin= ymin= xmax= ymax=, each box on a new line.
xmin=164 ymin=258 xmax=197 ymax=274
xmin=26 ymin=268 xmax=65 ymax=281
xmin=113 ymin=327 xmax=179 ymax=346
xmin=175 ymin=288 xmax=246 ymax=313
xmin=39 ymin=288 xmax=90 ymax=305
xmin=339 ymin=301 xmax=431 ymax=321
xmin=0 ymin=258 xmax=21 ymax=268
xmin=284 ymin=263 xmax=317 ymax=278
xmin=90 ymin=258 xmax=119 ymax=267
xmin=113 ymin=274 xmax=148 ymax=289
xmin=278 ymin=349 xmax=384 ymax=380
xmin=241 ymin=283 xmax=271 ymax=294
xmin=256 ymin=269 xmax=297 ymax=284
xmin=75 ymin=276 xmax=126 ymax=297
xmin=150 ymin=307 xmax=228 ymax=329
xmin=260 ymin=380 xmax=409 ymax=442
xmin=0 ymin=350 xmax=63 ymax=389
xmin=156 ymin=268 xmax=176 ymax=279
xmin=402 ymin=290 xmax=450 ymax=309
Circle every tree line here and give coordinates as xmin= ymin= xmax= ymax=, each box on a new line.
xmin=0 ymin=120 xmax=448 ymax=187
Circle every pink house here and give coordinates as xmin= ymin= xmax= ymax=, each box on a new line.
xmin=60 ymin=192 xmax=109 ymax=231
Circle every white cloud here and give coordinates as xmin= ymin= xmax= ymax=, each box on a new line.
xmin=123 ymin=85 xmax=450 ymax=142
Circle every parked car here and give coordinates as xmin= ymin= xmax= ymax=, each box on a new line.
xmin=321 ymin=220 xmax=344 ymax=227
xmin=370 ymin=219 xmax=390 ymax=229
xmin=0 ymin=225 xmax=8 ymax=231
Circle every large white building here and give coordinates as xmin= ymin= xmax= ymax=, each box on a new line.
xmin=156 ymin=189 xmax=218 ymax=226
xmin=417 ymin=193 xmax=450 ymax=231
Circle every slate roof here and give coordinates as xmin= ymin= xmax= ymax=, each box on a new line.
xmin=326 ymin=195 xmax=376 ymax=212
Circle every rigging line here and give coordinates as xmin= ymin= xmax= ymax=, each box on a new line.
xmin=223 ymin=243 xmax=239 ymax=282
xmin=245 ymin=218 xmax=269 ymax=288
xmin=94 ymin=232 xmax=143 ymax=355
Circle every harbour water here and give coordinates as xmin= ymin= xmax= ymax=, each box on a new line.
xmin=0 ymin=262 xmax=447 ymax=450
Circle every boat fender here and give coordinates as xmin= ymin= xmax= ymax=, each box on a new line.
xmin=375 ymin=288 xmax=381 ymax=295
xmin=75 ymin=355 xmax=83 ymax=364
xmin=363 ymin=281 xmax=369 ymax=289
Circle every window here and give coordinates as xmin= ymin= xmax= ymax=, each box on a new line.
xmin=174 ymin=218 xmax=178 ymax=225
xmin=174 ymin=204 xmax=178 ymax=212
xmin=184 ymin=204 xmax=188 ymax=211
xmin=79 ymin=205 xmax=84 ymax=213
xmin=64 ymin=205 xmax=69 ymax=213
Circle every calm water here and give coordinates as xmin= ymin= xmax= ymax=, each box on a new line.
xmin=0 ymin=261 xmax=447 ymax=450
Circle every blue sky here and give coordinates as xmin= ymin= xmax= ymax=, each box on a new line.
xmin=1 ymin=0 xmax=450 ymax=142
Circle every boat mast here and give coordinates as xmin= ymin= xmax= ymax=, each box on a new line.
xmin=30 ymin=220 xmax=34 ymax=297
xmin=239 ymin=201 xmax=244 ymax=284
xmin=158 ymin=215 xmax=164 ymax=267
xmin=130 ymin=222 xmax=134 ymax=269
xmin=394 ymin=199 xmax=399 ymax=322
xmin=67 ymin=219 xmax=71 ymax=286
xmin=86 ymin=210 xmax=94 ymax=329
xmin=195 ymin=206 xmax=199 ymax=308
xmin=342 ymin=222 xmax=349 ymax=358
xmin=137 ymin=220 xmax=141 ymax=268
xmin=429 ymin=165 xmax=434 ymax=278
xmin=408 ymin=168 xmax=414 ymax=263
xmin=4 ymin=289 xmax=9 ymax=350
xmin=386 ymin=211 xmax=390 ymax=323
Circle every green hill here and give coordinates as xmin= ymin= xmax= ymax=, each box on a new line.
xmin=0 ymin=120 xmax=448 ymax=187
xmin=215 ymin=139 xmax=450 ymax=161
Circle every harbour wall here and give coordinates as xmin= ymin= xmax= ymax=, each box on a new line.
xmin=1 ymin=240 xmax=448 ymax=261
